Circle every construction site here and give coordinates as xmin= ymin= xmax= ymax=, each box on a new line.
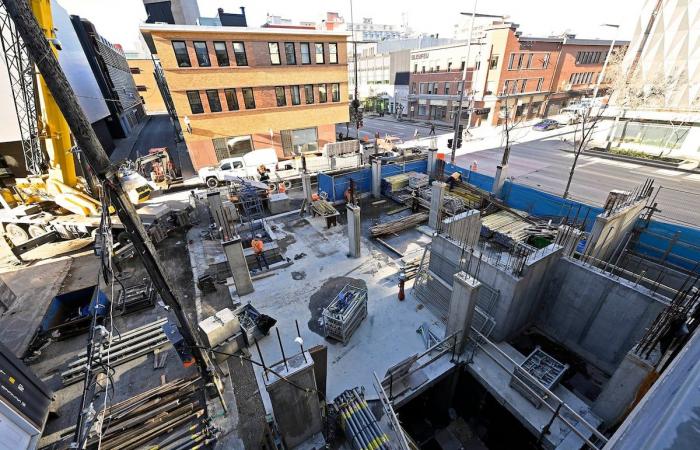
xmin=1 ymin=2 xmax=700 ymax=450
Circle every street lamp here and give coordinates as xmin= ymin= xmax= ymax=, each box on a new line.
xmin=450 ymin=3 xmax=504 ymax=163
xmin=592 ymin=23 xmax=620 ymax=101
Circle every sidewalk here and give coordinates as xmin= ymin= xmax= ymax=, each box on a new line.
xmin=368 ymin=114 xmax=455 ymax=130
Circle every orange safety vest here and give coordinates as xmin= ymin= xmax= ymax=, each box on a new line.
xmin=251 ymin=239 xmax=264 ymax=254
xmin=278 ymin=183 xmax=287 ymax=194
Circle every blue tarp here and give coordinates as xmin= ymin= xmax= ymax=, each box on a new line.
xmin=317 ymin=168 xmax=371 ymax=202
xmin=634 ymin=221 xmax=700 ymax=271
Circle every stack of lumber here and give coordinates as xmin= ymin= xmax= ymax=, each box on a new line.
xmin=408 ymin=172 xmax=429 ymax=189
xmin=382 ymin=172 xmax=415 ymax=194
xmin=450 ymin=180 xmax=487 ymax=209
xmin=370 ymin=213 xmax=428 ymax=237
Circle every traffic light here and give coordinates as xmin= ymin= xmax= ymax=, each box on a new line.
xmin=447 ymin=138 xmax=453 ymax=149
xmin=456 ymin=137 xmax=463 ymax=148
xmin=456 ymin=124 xmax=464 ymax=148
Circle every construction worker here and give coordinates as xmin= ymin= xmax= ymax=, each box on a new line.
xmin=429 ymin=123 xmax=436 ymax=136
xmin=257 ymin=164 xmax=270 ymax=182
xmin=251 ymin=234 xmax=269 ymax=271
xmin=447 ymin=171 xmax=462 ymax=191
xmin=470 ymin=160 xmax=478 ymax=172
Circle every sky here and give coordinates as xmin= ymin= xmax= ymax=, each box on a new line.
xmin=56 ymin=0 xmax=643 ymax=53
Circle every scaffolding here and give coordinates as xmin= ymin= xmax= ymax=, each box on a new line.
xmin=0 ymin=2 xmax=44 ymax=175
xmin=237 ymin=184 xmax=265 ymax=241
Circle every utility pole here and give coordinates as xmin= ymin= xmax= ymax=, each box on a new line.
xmin=450 ymin=5 xmax=504 ymax=163
xmin=2 ymin=0 xmax=216 ymax=390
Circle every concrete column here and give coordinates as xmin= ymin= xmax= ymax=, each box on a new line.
xmin=371 ymin=159 xmax=381 ymax=198
xmin=301 ymin=173 xmax=312 ymax=204
xmin=492 ymin=164 xmax=508 ymax=197
xmin=592 ymin=351 xmax=655 ymax=427
xmin=446 ymin=271 xmax=481 ymax=355
xmin=207 ymin=191 xmax=224 ymax=230
xmin=428 ymin=181 xmax=446 ymax=229
xmin=346 ymin=203 xmax=361 ymax=258
xmin=427 ymin=147 xmax=438 ymax=180
xmin=222 ymin=236 xmax=254 ymax=296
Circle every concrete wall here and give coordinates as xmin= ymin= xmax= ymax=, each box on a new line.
xmin=535 ymin=258 xmax=667 ymax=375
xmin=584 ymin=200 xmax=646 ymax=262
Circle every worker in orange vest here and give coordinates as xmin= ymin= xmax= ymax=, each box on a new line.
xmin=278 ymin=182 xmax=287 ymax=194
xmin=251 ymin=234 xmax=269 ymax=271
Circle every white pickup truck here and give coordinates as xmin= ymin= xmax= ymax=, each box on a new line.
xmin=199 ymin=145 xmax=363 ymax=188
xmin=198 ymin=149 xmax=279 ymax=188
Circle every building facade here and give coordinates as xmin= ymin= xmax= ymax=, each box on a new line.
xmin=348 ymin=45 xmax=410 ymax=115
xmin=603 ymin=0 xmax=700 ymax=160
xmin=347 ymin=18 xmax=404 ymax=41
xmin=407 ymin=22 xmax=624 ymax=127
xmin=126 ymin=55 xmax=167 ymax=113
xmin=141 ymin=24 xmax=349 ymax=170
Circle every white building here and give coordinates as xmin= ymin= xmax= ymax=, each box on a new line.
xmin=604 ymin=0 xmax=700 ymax=160
xmin=347 ymin=18 xmax=404 ymax=41
xmin=348 ymin=45 xmax=411 ymax=115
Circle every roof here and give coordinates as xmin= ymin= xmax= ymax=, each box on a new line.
xmin=140 ymin=22 xmax=350 ymax=37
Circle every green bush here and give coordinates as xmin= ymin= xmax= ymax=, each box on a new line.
xmin=599 ymin=147 xmax=683 ymax=163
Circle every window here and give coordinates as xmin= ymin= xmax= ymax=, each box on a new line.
xmin=275 ymin=86 xmax=287 ymax=106
xmin=213 ymin=42 xmax=229 ymax=66
xmin=304 ymin=84 xmax=314 ymax=103
xmin=508 ymin=53 xmax=515 ymax=70
xmin=329 ymin=43 xmax=338 ymax=64
xmin=520 ymin=79 xmax=527 ymax=93
xmin=411 ymin=82 xmax=416 ymax=94
xmin=526 ymin=54 xmax=533 ymax=69
xmin=413 ymin=64 xmax=417 ymax=74
xmin=186 ymin=91 xmax=203 ymax=114
xmin=242 ymin=88 xmax=255 ymax=109
xmin=517 ymin=54 xmax=524 ymax=69
xmin=136 ymin=85 xmax=147 ymax=92
xmin=460 ymin=60 xmax=465 ymax=71
xmin=193 ymin=41 xmax=210 ymax=67
xmin=268 ymin=42 xmax=281 ymax=65
xmin=319 ymin=84 xmax=327 ymax=103
xmin=421 ymin=65 xmax=425 ymax=73
xmin=130 ymin=67 xmax=141 ymax=74
xmin=285 ymin=42 xmax=296 ymax=64
xmin=536 ymin=78 xmax=544 ymax=91
xmin=447 ymin=61 xmax=452 ymax=72
xmin=224 ymin=88 xmax=239 ymax=111
xmin=444 ymin=82 xmax=450 ymax=95
xmin=543 ymin=53 xmax=550 ymax=68
xmin=291 ymin=85 xmax=301 ymax=105
xmin=503 ymin=80 xmax=511 ymax=94
xmin=489 ymin=56 xmax=499 ymax=69
xmin=436 ymin=65 xmax=440 ymax=72
xmin=232 ymin=42 xmax=247 ymax=66
xmin=315 ymin=43 xmax=324 ymax=63
xmin=206 ymin=90 xmax=221 ymax=112
xmin=172 ymin=41 xmax=191 ymax=67
xmin=213 ymin=135 xmax=254 ymax=161
xmin=331 ymin=83 xmax=340 ymax=102
xmin=282 ymin=127 xmax=318 ymax=154
xmin=300 ymin=43 xmax=311 ymax=64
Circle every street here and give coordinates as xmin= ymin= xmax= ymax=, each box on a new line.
xmin=336 ymin=115 xmax=445 ymax=141
xmin=339 ymin=116 xmax=700 ymax=227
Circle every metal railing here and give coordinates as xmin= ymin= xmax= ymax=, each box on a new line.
xmin=468 ymin=328 xmax=608 ymax=450
xmin=373 ymin=371 xmax=412 ymax=450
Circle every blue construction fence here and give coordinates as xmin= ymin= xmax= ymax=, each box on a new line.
xmin=318 ymin=160 xmax=427 ymax=202
xmin=318 ymin=159 xmax=700 ymax=269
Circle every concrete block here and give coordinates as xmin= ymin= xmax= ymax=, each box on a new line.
xmin=268 ymin=193 xmax=290 ymax=215
xmin=371 ymin=159 xmax=381 ymax=198
xmin=347 ymin=204 xmax=361 ymax=258
xmin=429 ymin=181 xmax=446 ymax=229
xmin=492 ymin=164 xmax=508 ymax=197
xmin=592 ymin=351 xmax=655 ymax=427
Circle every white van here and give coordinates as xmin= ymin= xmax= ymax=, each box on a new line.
xmin=198 ymin=148 xmax=279 ymax=187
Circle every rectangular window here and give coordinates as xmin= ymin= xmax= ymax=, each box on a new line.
xmin=136 ymin=85 xmax=147 ymax=92
xmin=213 ymin=135 xmax=254 ymax=161
xmin=520 ymin=79 xmax=527 ymax=93
xmin=444 ymin=82 xmax=450 ymax=95
xmin=517 ymin=54 xmax=524 ymax=69
xmin=526 ymin=54 xmax=533 ymax=69
xmin=436 ymin=65 xmax=440 ymax=72
xmin=186 ymin=91 xmax=203 ymax=114
xmin=213 ymin=42 xmax=229 ymax=66
xmin=275 ymin=86 xmax=287 ymax=106
xmin=300 ymin=43 xmax=311 ymax=64
xmin=490 ymin=56 xmax=499 ymax=69
xmin=315 ymin=43 xmax=324 ymax=63
xmin=319 ymin=84 xmax=327 ymax=103
xmin=193 ymin=41 xmax=210 ymax=67
xmin=460 ymin=60 xmax=465 ymax=71
xmin=304 ymin=84 xmax=314 ymax=103
xmin=283 ymin=127 xmax=318 ymax=154
xmin=536 ymin=78 xmax=543 ymax=91
xmin=224 ymin=88 xmax=239 ymax=111
xmin=508 ymin=53 xmax=515 ymax=70
xmin=329 ymin=43 xmax=338 ymax=64
xmin=242 ymin=88 xmax=255 ymax=109
xmin=130 ymin=67 xmax=141 ymax=74
xmin=543 ymin=53 xmax=550 ymax=68
xmin=331 ymin=83 xmax=340 ymax=102
xmin=413 ymin=64 xmax=417 ymax=74
xmin=206 ymin=89 xmax=221 ymax=112
xmin=285 ymin=42 xmax=296 ymax=64
xmin=268 ymin=42 xmax=281 ymax=65
xmin=232 ymin=42 xmax=248 ymax=66
xmin=291 ymin=85 xmax=301 ymax=105
xmin=447 ymin=62 xmax=452 ymax=71
xmin=172 ymin=41 xmax=191 ymax=67
xmin=421 ymin=66 xmax=425 ymax=73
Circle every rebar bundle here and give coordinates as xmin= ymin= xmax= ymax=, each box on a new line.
xmin=370 ymin=212 xmax=428 ymax=237
xmin=333 ymin=388 xmax=391 ymax=450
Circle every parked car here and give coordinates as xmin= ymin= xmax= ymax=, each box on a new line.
xmin=532 ymin=119 xmax=560 ymax=131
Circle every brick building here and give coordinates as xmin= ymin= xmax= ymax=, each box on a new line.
xmin=126 ymin=55 xmax=167 ymax=113
xmin=408 ymin=22 xmax=625 ymax=127
xmin=140 ymin=24 xmax=349 ymax=170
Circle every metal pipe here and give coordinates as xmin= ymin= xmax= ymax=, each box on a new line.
xmin=254 ymin=338 xmax=268 ymax=381
xmin=275 ymin=328 xmax=288 ymax=372
xmin=294 ymin=319 xmax=307 ymax=363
